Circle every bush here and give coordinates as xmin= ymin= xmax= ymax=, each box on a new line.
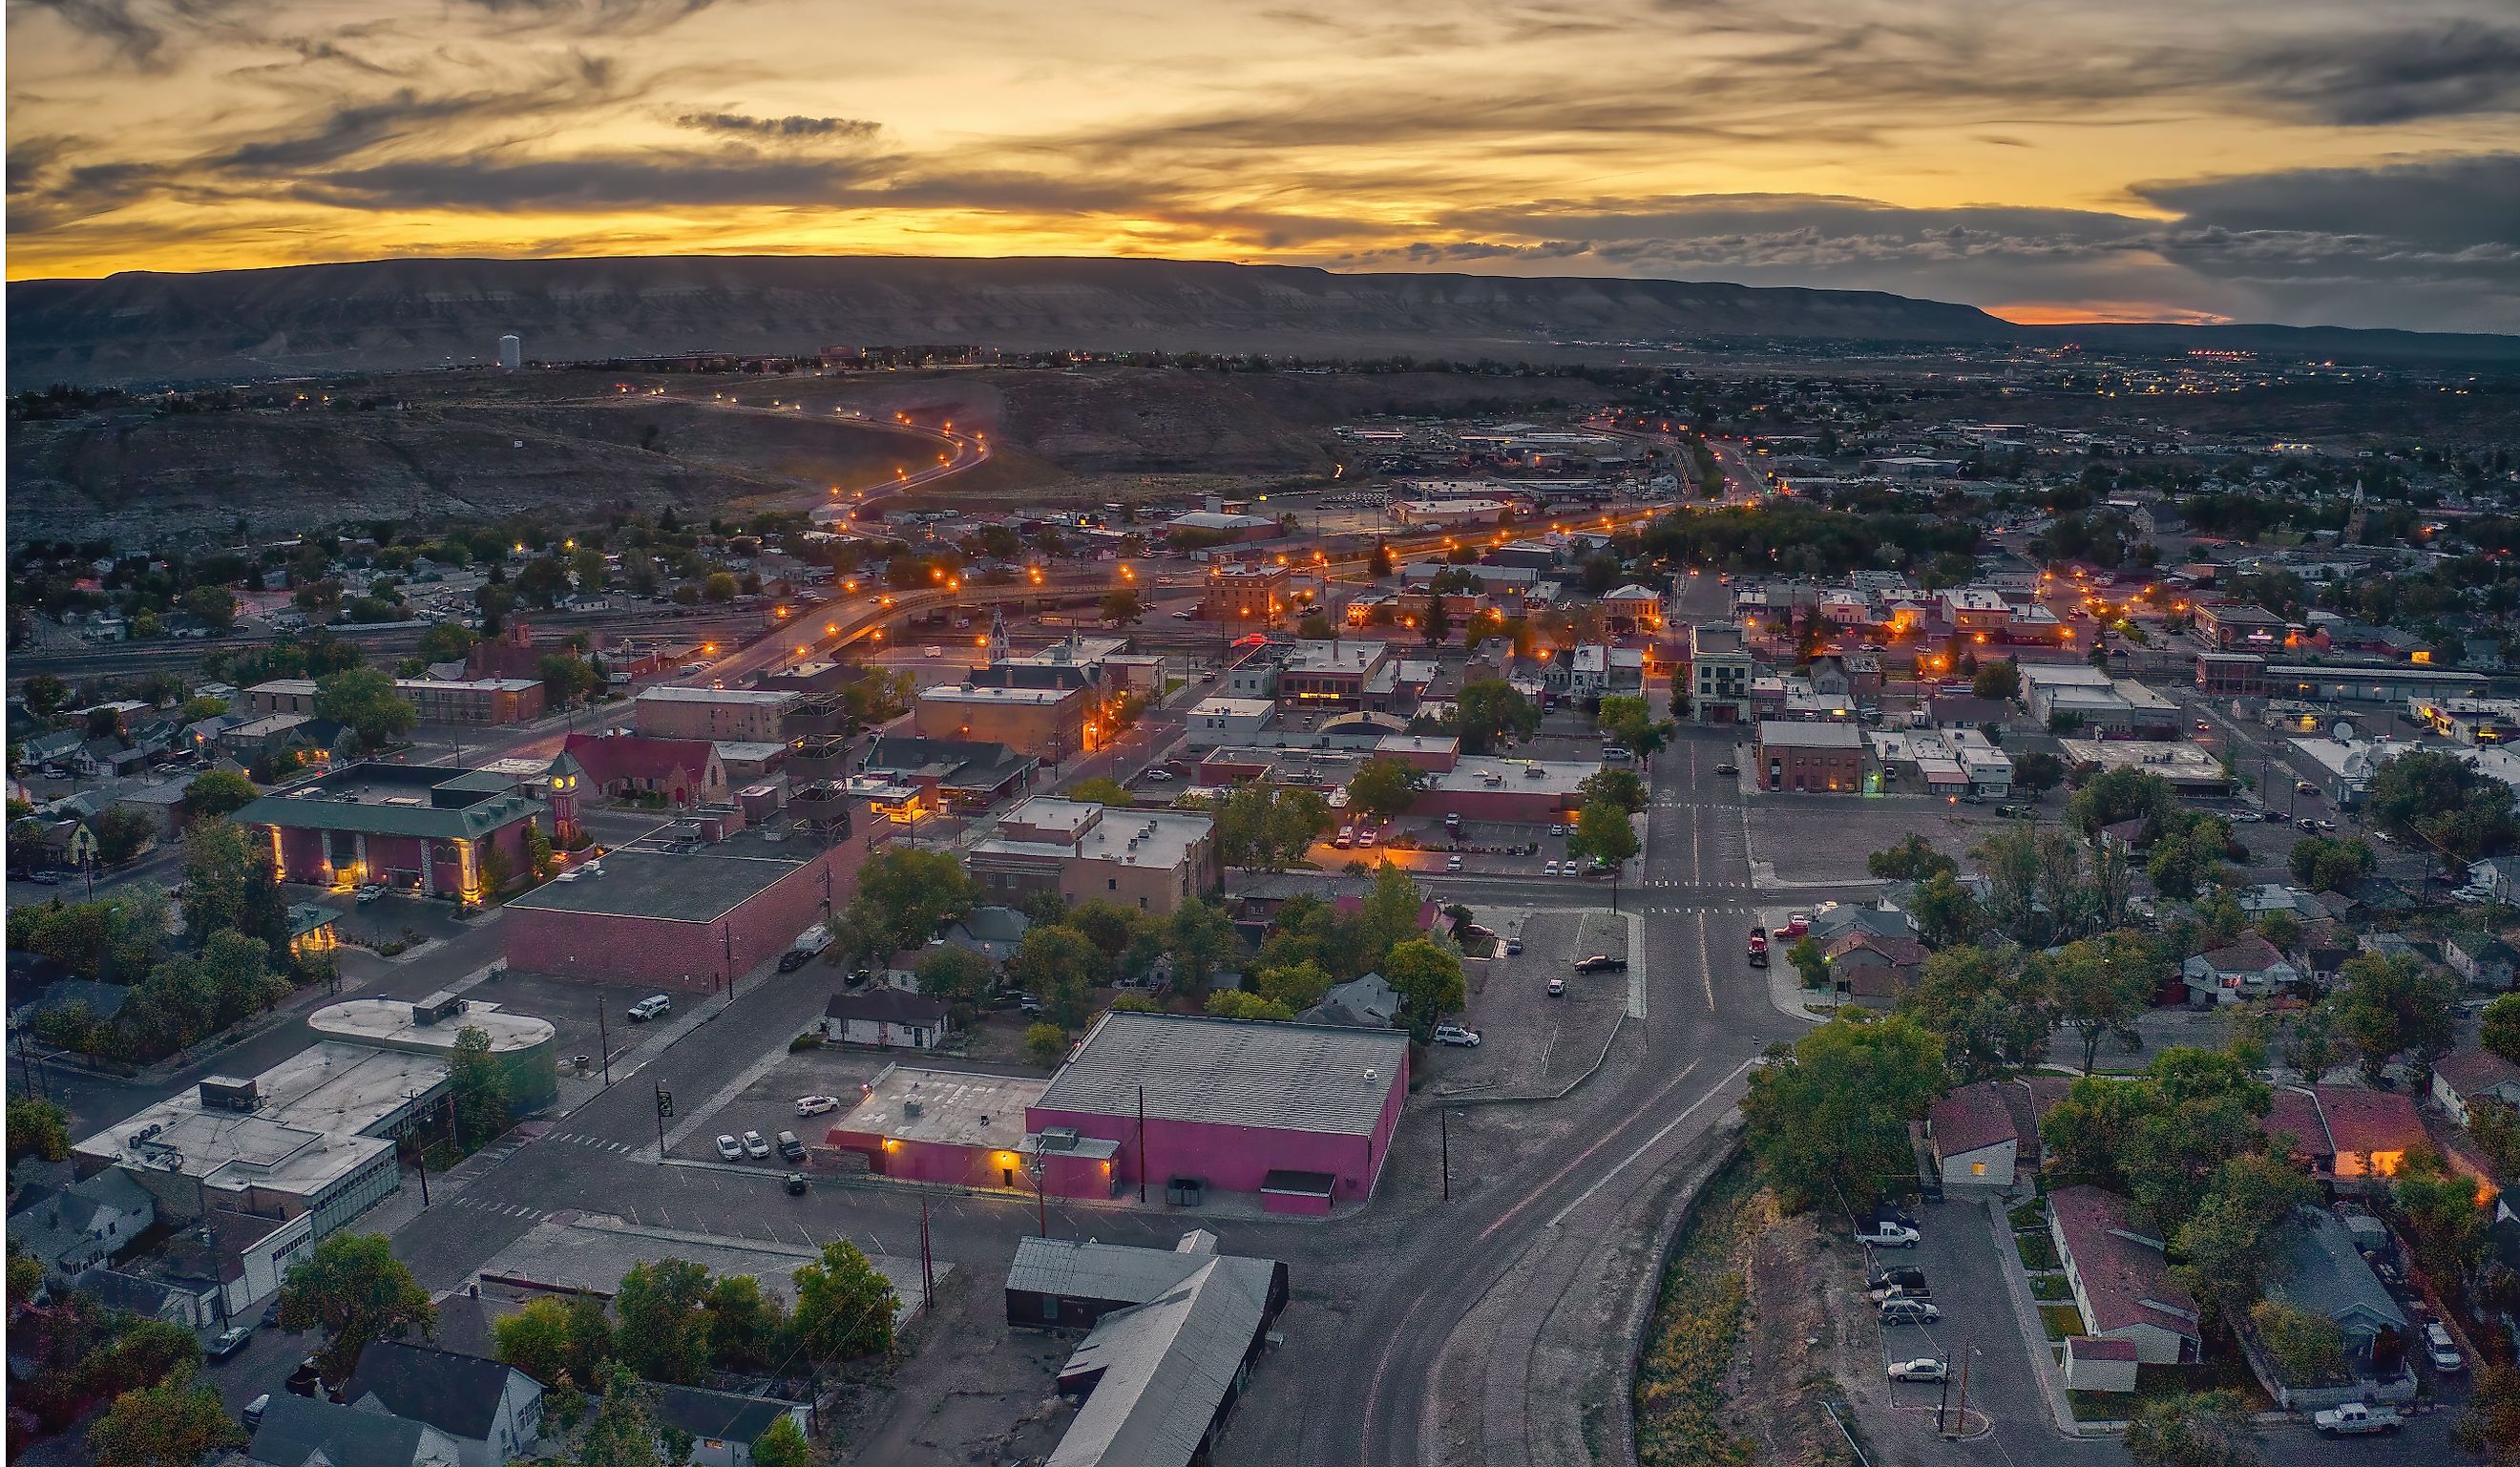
xmin=788 ymin=1032 xmax=821 ymax=1052
xmin=1024 ymin=1022 xmax=1068 ymax=1066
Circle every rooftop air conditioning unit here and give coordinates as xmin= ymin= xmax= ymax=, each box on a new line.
xmin=902 ymin=1099 xmax=923 ymax=1119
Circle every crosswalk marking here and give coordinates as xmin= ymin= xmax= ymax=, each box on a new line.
xmin=452 ymin=1197 xmax=547 ymax=1220
xmin=545 ymin=1131 xmax=632 ymax=1153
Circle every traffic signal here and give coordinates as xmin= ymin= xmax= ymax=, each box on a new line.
xmin=656 ymin=1089 xmax=674 ymax=1118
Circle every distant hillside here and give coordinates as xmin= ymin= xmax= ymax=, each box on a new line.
xmin=10 ymin=255 xmax=2513 ymax=387
xmin=6 ymin=256 xmax=2010 ymax=387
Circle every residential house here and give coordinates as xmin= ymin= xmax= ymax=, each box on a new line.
xmin=646 ymin=1387 xmax=811 ymax=1467
xmin=1825 ymin=933 xmax=1928 ymax=1005
xmin=1299 ymin=973 xmax=1400 ymax=1029
xmin=2256 ymin=1208 xmax=2415 ymax=1405
xmin=250 ymin=1393 xmax=464 ymax=1467
xmin=2180 ymin=935 xmax=2303 ymax=1006
xmin=2047 ymin=1185 xmax=2202 ymax=1364
xmin=2236 ymin=884 xmax=2321 ymax=919
xmin=2434 ymin=1048 xmax=2520 ymax=1126
xmin=2446 ymin=930 xmax=2519 ymax=991
xmin=2469 ymin=857 xmax=2520 ymax=904
xmin=2308 ymin=1084 xmax=2427 ymax=1189
xmin=936 ymin=907 xmax=1032 ymax=971
xmin=6 ymin=1171 xmax=157 ymax=1277
xmin=821 ymin=990 xmax=953 ymax=1050
xmin=340 ymin=1341 xmax=544 ymax=1467
xmin=1928 ymin=1081 xmax=2021 ymax=1188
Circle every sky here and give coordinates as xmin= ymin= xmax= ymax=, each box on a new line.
xmin=8 ymin=0 xmax=2519 ymax=332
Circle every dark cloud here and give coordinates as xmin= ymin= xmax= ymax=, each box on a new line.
xmin=676 ymin=113 xmax=880 ymax=140
xmin=20 ymin=0 xmax=170 ymax=66
xmin=2135 ymin=154 xmax=2520 ymax=255
xmin=296 ymin=152 xmax=900 ymax=211
xmin=451 ymin=0 xmax=720 ymax=31
xmin=2238 ymin=20 xmax=2520 ymax=125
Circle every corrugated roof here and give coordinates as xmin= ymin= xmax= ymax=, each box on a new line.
xmin=1047 ymin=1257 xmax=1274 ymax=1467
xmin=1006 ymin=1233 xmax=1261 ymax=1310
xmin=1037 ymin=1013 xmax=1407 ymax=1138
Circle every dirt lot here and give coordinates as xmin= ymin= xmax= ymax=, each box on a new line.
xmin=828 ymin=1250 xmax=1072 ymax=1466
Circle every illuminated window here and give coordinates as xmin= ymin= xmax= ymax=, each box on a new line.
xmin=1970 ymin=1162 xmax=1986 ymax=1176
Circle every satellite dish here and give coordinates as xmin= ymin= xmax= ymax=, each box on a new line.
xmin=2332 ymin=721 xmax=2355 ymax=742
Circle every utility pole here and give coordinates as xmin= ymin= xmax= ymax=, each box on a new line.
xmin=1136 ymin=1085 xmax=1148 ymax=1204
xmin=1439 ymin=1107 xmax=1451 ymax=1201
xmin=654 ymin=1083 xmax=673 ymax=1160
xmin=724 ymin=922 xmax=738 ymax=1001
xmin=1949 ymin=1351 xmax=1971 ymax=1439
xmin=596 ymin=1004 xmax=612 ymax=1086
xmin=918 ymin=1193 xmax=935 ymax=1310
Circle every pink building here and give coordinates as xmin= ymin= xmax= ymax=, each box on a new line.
xmin=233 ymin=763 xmax=541 ymax=905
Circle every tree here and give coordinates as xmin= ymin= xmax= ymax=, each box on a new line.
xmin=2288 ymin=835 xmax=2376 ymax=892
xmin=2324 ymin=952 xmax=2456 ymax=1081
xmin=2125 ymin=1392 xmax=2263 ymax=1467
xmin=2366 ymin=748 xmax=2519 ymax=863
xmin=2485 ymin=993 xmax=2520 ymax=1065
xmin=539 ymin=653 xmax=600 ymax=705
xmin=2010 ymin=750 xmax=2065 ymax=797
xmin=1162 ymin=897 xmax=1242 ymax=998
xmin=1454 ymin=678 xmax=1539 ymax=755
xmin=1578 ymin=766 xmax=1648 ymax=813
xmin=847 ymin=848 xmax=976 ymax=954
xmin=580 ymin=1363 xmax=663 ymax=1467
xmin=789 ymin=1238 xmax=897 ymax=1363
xmin=87 ymin=1373 xmax=243 ymax=1467
xmin=182 ymin=768 xmax=259 ymax=820
xmin=93 ymin=807 xmax=156 ymax=867
xmin=523 ymin=822 xmax=556 ymax=883
xmin=1419 ymin=597 xmax=1449 ymax=644
xmin=1568 ymin=799 xmax=1639 ymax=874
xmin=1347 ymin=757 xmax=1424 ymax=823
xmin=1383 ymin=938 xmax=1465 ymax=1030
xmin=1787 ymin=935 xmax=1830 ymax=990
xmin=1024 ymin=1022 xmax=1069 ymax=1065
xmin=1063 ymin=777 xmax=1134 ymax=808
xmin=315 ymin=666 xmax=414 ymax=751
xmin=2394 ymin=1153 xmax=2489 ymax=1283
xmin=1206 ymin=990 xmax=1295 ymax=1020
xmin=1369 ymin=538 xmax=1396 ymax=577
xmin=1596 ymin=694 xmax=1670 ymax=754
xmin=2048 ymin=932 xmax=2161 ymax=1074
xmin=1100 ymin=590 xmax=1143 ymax=624
xmin=414 ymin=622 xmax=479 ymax=663
xmin=2173 ymin=1154 xmax=2316 ymax=1324
xmin=1743 ymin=1014 xmax=1944 ymax=1210
xmin=1354 ymin=863 xmax=1427 ymax=963
xmin=1009 ymin=924 xmax=1108 ymax=1027
xmin=2066 ymin=767 xmax=2177 ymax=840
xmin=1209 ymin=783 xmax=1332 ymax=871
xmin=8 ymin=1095 xmax=71 ymax=1164
xmin=24 ymin=672 xmax=71 ymax=720
xmin=703 ymin=1274 xmax=786 ymax=1372
xmin=450 ymin=1024 xmax=510 ymax=1151
xmin=1866 ymin=834 xmax=1955 ymax=883
xmin=494 ymin=1295 xmax=607 ymax=1387
xmin=913 ymin=946 xmax=994 ymax=1008
xmin=614 ymin=1258 xmax=714 ymax=1385
xmin=1904 ymin=944 xmax=2050 ymax=1079
xmin=2456 ymin=1363 xmax=2520 ymax=1466
xmin=1912 ymin=870 xmax=1985 ymax=950
xmin=751 ymin=1415 xmax=809 ymax=1467
xmin=2042 ymin=1046 xmax=2271 ymax=1230
xmin=702 ymin=572 xmax=740 ymax=603
xmin=278 ymin=1231 xmax=436 ymax=1380
xmin=1253 ymin=960 xmax=1334 ymax=1011
xmin=1971 ymin=659 xmax=2022 ymax=701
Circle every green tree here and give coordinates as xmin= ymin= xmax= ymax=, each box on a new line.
xmin=1578 ymin=766 xmax=1648 ymax=813
xmin=789 ymin=1238 xmax=897 ymax=1363
xmin=181 ymin=768 xmax=259 ymax=820
xmin=1024 ymin=1021 xmax=1069 ymax=1065
xmin=1912 ymin=869 xmax=1985 ymax=949
xmin=315 ymin=666 xmax=414 ymax=751
xmin=1100 ymin=590 xmax=1143 ymax=624
xmin=703 ymin=1274 xmax=787 ymax=1372
xmin=751 ymin=1415 xmax=809 ymax=1467
xmin=1971 ymin=659 xmax=2022 ymax=701
xmin=93 ymin=807 xmax=157 ymax=866
xmin=913 ymin=946 xmax=995 ymax=1008
xmin=1787 ymin=935 xmax=1830 ymax=990
xmin=2395 ymin=1154 xmax=2489 ymax=1283
xmin=2246 ymin=1301 xmax=2346 ymax=1384
xmin=1354 ymin=863 xmax=1428 ymax=963
xmin=539 ymin=653 xmax=601 ymax=705
xmin=2066 ymin=767 xmax=2177 ymax=840
xmin=1162 ymin=896 xmax=1243 ymax=998
xmin=702 ymin=572 xmax=740 ymax=603
xmin=1454 ymin=678 xmax=1539 ymax=755
xmin=23 ymin=672 xmax=71 ymax=720
xmin=1208 ymin=782 xmax=1333 ymax=871
xmin=2173 ymin=1154 xmax=2317 ymax=1324
xmin=2324 ymin=952 xmax=2456 ymax=1081
xmin=2047 ymin=932 xmax=2161 ymax=1074
xmin=2366 ymin=748 xmax=2519 ymax=862
xmin=1369 ymin=539 xmax=1396 ymax=577
xmin=87 ymin=1373 xmax=244 ymax=1467
xmin=2124 ymin=1392 xmax=2263 ymax=1467
xmin=2010 ymin=749 xmax=2066 ymax=796
xmin=278 ymin=1231 xmax=436 ymax=1380
xmin=1382 ymin=938 xmax=1466 ymax=1030
xmin=1347 ymin=757 xmax=1425 ymax=823
xmin=523 ymin=822 xmax=556 ymax=883
xmin=846 ymin=848 xmax=976 ymax=954
xmin=1206 ymin=990 xmax=1295 ymax=1020
xmin=1568 ymin=799 xmax=1639 ymax=874
xmin=1743 ymin=1014 xmax=1944 ymax=1210
xmin=2456 ymin=1363 xmax=2520 ymax=1466
xmin=414 ymin=622 xmax=480 ymax=664
xmin=179 ymin=585 xmax=240 ymax=631
xmin=1903 ymin=943 xmax=2051 ymax=1079
xmin=2145 ymin=820 xmax=2230 ymax=901
xmin=8 ymin=1094 xmax=72 ymax=1164
xmin=1596 ymin=694 xmax=1670 ymax=753
xmin=1063 ymin=777 xmax=1134 ymax=807
xmin=450 ymin=1024 xmax=510 ymax=1151
xmin=2288 ymin=835 xmax=2376 ymax=892
xmin=1866 ymin=834 xmax=1956 ymax=883
xmin=1254 ymin=959 xmax=1334 ymax=1011
xmin=579 ymin=1363 xmax=663 ymax=1467
xmin=494 ymin=1295 xmax=606 ymax=1387
xmin=614 ymin=1258 xmax=715 ymax=1385
xmin=2484 ymin=993 xmax=2520 ymax=1064
xmin=1009 ymin=924 xmax=1109 ymax=1027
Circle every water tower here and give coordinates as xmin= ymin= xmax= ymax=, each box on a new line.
xmin=497 ymin=334 xmax=522 ymax=371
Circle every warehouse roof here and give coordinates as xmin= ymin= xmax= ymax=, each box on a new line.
xmin=1048 ymin=1255 xmax=1276 ymax=1467
xmin=1038 ymin=1013 xmax=1406 ymax=1138
xmin=503 ymin=830 xmax=809 ymax=923
xmin=1007 ymin=1231 xmax=1251 ymax=1308
xmin=1757 ymin=720 xmax=1862 ymax=749
xmin=636 ymin=684 xmax=798 ymax=707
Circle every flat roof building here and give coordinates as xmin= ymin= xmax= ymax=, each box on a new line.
xmin=968 ymin=798 xmax=1219 ymax=916
xmin=635 ymin=685 xmax=801 ymax=744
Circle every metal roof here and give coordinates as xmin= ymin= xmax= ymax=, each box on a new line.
xmin=1006 ymin=1231 xmax=1264 ymax=1310
xmin=1046 ymin=1257 xmax=1275 ymax=1467
xmin=1037 ymin=1013 xmax=1406 ymax=1138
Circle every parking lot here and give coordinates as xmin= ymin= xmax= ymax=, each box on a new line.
xmin=1749 ymin=798 xmax=2022 ymax=886
xmin=424 ymin=966 xmax=676 ymax=1105
xmin=1418 ymin=909 xmax=1629 ymax=1096
xmin=667 ymin=1043 xmax=898 ymax=1164
xmin=1306 ymin=814 xmax=1614 ymax=881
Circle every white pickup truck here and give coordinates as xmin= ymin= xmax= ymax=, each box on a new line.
xmin=2312 ymin=1402 xmax=2402 ymax=1436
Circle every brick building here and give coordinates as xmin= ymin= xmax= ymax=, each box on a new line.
xmin=232 ymin=764 xmax=541 ymax=904
xmin=634 ymin=685 xmax=800 ymax=744
xmin=966 ymin=797 xmax=1219 ymax=915
xmin=562 ymin=731 xmax=728 ymax=807
xmin=1756 ymin=720 xmax=1866 ymax=793
xmin=913 ymin=682 xmax=1092 ymax=760
xmin=394 ymin=678 xmax=547 ymax=725
xmin=1199 ymin=563 xmax=1290 ymax=624
xmin=502 ymin=808 xmax=887 ymax=991
xmin=242 ymin=680 xmax=321 ymax=719
xmin=2194 ymin=652 xmax=2268 ymax=698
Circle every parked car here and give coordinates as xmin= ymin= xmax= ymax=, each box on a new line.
xmin=2296 ymin=780 xmax=2319 ymax=796
xmin=1432 ymin=1024 xmax=1481 ymax=1047
xmin=924 ymin=646 xmax=942 ymax=658
xmin=1544 ymin=860 xmax=1561 ymax=875
xmin=1714 ymin=763 xmax=1739 ymax=777
xmin=1872 ymin=1285 xmax=1934 ymax=1307
xmin=1867 ymin=1266 xmax=1927 ymax=1292
xmin=628 ymin=994 xmax=673 ymax=1022
xmin=741 ymin=1130 xmax=771 ymax=1160
xmin=1549 ymin=823 xmax=1566 ymax=837
xmin=1879 ymin=1298 xmax=1941 ymax=1325
xmin=1447 ymin=854 xmax=1463 ymax=871
xmin=2426 ymin=1321 xmax=2466 ymax=1372
xmin=795 ymin=1095 xmax=840 ymax=1117
xmin=206 ymin=1326 xmax=254 ymax=1360
xmin=1856 ymin=1221 xmax=1922 ymax=1247
xmin=1573 ymin=954 xmax=1628 ymax=974
xmin=715 ymin=1134 xmax=743 ymax=1161
xmin=2297 ymin=816 xmax=2320 ymax=832
xmin=1504 ymin=936 xmax=1522 ymax=955
xmin=1557 ymin=863 xmax=1576 ymax=878
xmin=785 ymin=1172 xmax=809 ymax=1194
xmin=1887 ymin=1357 xmax=1947 ymax=1382
xmin=776 ymin=1130 xmax=806 ymax=1162
xmin=354 ymin=886 xmax=385 ymax=906
xmin=2312 ymin=1402 xmax=2402 ymax=1436
xmin=776 ymin=949 xmax=813 ymax=974
xmin=1782 ymin=913 xmax=1811 ymax=937
xmin=1145 ymin=770 xmax=1174 ymax=783
xmin=2195 ymin=720 xmax=2212 ymax=732
xmin=1544 ymin=976 xmax=1565 ymax=996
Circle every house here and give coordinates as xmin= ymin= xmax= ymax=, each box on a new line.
xmin=936 ymin=907 xmax=1032 ymax=971
xmin=340 ymin=1341 xmax=544 ymax=1467
xmin=645 ymin=1386 xmax=810 ymax=1467
xmin=2180 ymin=936 xmax=2303 ymax=1006
xmin=563 ymin=730 xmax=728 ymax=807
xmin=821 ymin=989 xmax=954 ymax=1050
xmin=2047 ymin=1185 xmax=2202 ymax=1364
xmin=6 ymin=1171 xmax=157 ymax=1277
xmin=2435 ymin=1048 xmax=2520 ymax=1126
xmin=250 ymin=1393 xmax=464 ymax=1467
xmin=2258 ymin=1208 xmax=2412 ymax=1385
xmin=2446 ymin=931 xmax=2520 ymax=991
xmin=23 ymin=729 xmax=83 ymax=770
xmin=2236 ymin=884 xmax=2320 ymax=919
xmin=1825 ymin=933 xmax=1928 ymax=1005
xmin=2310 ymin=1084 xmax=2427 ymax=1189
xmin=2469 ymin=857 xmax=2520 ymax=904
xmin=1299 ymin=973 xmax=1400 ymax=1029
xmin=1929 ymin=1081 xmax=2021 ymax=1188
xmin=2060 ymin=1335 xmax=2140 ymax=1394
